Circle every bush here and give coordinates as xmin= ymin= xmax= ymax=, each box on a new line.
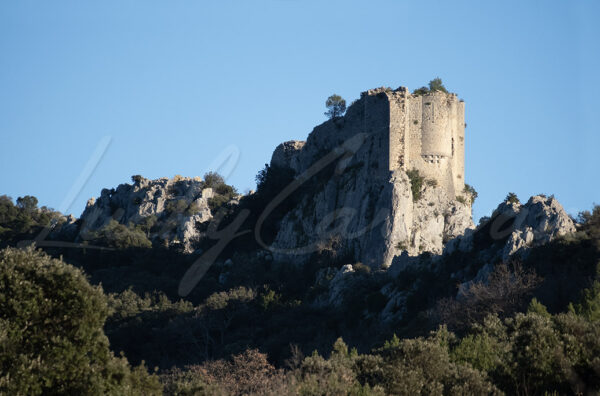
xmin=87 ymin=220 xmax=152 ymax=249
xmin=203 ymin=172 xmax=225 ymax=189
xmin=161 ymin=349 xmax=289 ymax=396
xmin=202 ymin=172 xmax=237 ymax=212
xmin=569 ymin=280 xmax=600 ymax=322
xmin=406 ymin=169 xmax=424 ymax=202
xmin=412 ymin=86 xmax=429 ymax=96
xmin=166 ymin=199 xmax=189 ymax=215
xmin=506 ymin=192 xmax=520 ymax=205
xmin=428 ymin=77 xmax=448 ymax=93
xmin=131 ymin=175 xmax=144 ymax=184
xmin=453 ymin=311 xmax=600 ymax=395
xmin=435 ymin=263 xmax=541 ymax=332
xmin=463 ymin=184 xmax=478 ymax=204
xmin=0 ymin=247 xmax=161 ymax=395
xmin=578 ymin=205 xmax=600 ymax=242
xmin=372 ymin=328 xmax=501 ymax=395
xmin=412 ymin=78 xmax=448 ymax=96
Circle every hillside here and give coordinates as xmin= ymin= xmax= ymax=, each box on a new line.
xmin=1 ymin=83 xmax=599 ymax=395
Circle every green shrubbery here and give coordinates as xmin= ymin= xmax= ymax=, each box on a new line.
xmin=0 ymin=195 xmax=62 ymax=242
xmin=0 ymin=247 xmax=161 ymax=395
xmin=453 ymin=310 xmax=600 ymax=395
xmin=463 ymin=183 xmax=478 ymax=204
xmin=412 ymin=78 xmax=449 ymax=96
xmin=203 ymin=172 xmax=237 ymax=212
xmin=506 ymin=192 xmax=520 ymax=205
xmin=406 ymin=169 xmax=424 ymax=202
xmin=87 ymin=220 xmax=152 ymax=249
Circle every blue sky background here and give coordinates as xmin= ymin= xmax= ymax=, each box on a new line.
xmin=1 ymin=1 xmax=599 ymax=221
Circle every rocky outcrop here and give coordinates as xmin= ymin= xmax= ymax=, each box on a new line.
xmin=444 ymin=195 xmax=576 ymax=261
xmin=78 ymin=176 xmax=216 ymax=252
xmin=266 ymin=89 xmax=474 ymax=268
xmin=314 ymin=194 xmax=577 ymax=323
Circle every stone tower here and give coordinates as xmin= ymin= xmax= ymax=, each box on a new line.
xmin=386 ymin=87 xmax=465 ymax=197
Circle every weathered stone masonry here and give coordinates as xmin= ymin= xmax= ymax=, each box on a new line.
xmin=383 ymin=87 xmax=465 ymax=197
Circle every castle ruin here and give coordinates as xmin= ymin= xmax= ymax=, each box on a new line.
xmin=272 ymin=86 xmax=466 ymax=199
xmin=373 ymin=86 xmax=465 ymax=197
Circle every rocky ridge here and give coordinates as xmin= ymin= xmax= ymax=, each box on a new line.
xmin=314 ymin=194 xmax=577 ymax=322
xmin=268 ymin=88 xmax=474 ymax=268
xmin=78 ymin=176 xmax=217 ymax=252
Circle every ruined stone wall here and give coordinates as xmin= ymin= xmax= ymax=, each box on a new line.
xmin=453 ymin=100 xmax=466 ymax=194
xmin=387 ymin=89 xmax=465 ymax=198
xmin=388 ymin=90 xmax=408 ymax=171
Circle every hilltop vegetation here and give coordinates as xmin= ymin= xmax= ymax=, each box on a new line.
xmin=0 ymin=187 xmax=599 ymax=394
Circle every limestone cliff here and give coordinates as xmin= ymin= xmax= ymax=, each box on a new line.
xmin=78 ymin=176 xmax=218 ymax=252
xmin=314 ymin=194 xmax=577 ymax=322
xmin=267 ymin=87 xmax=473 ymax=268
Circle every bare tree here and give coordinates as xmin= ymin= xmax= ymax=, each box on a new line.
xmin=434 ymin=261 xmax=541 ymax=332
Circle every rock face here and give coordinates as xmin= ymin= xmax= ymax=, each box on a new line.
xmin=444 ymin=195 xmax=576 ymax=261
xmin=267 ymin=87 xmax=474 ymax=268
xmin=316 ymin=194 xmax=577 ymax=323
xmin=78 ymin=176 xmax=215 ymax=252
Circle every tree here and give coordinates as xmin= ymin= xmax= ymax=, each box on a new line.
xmin=429 ymin=77 xmax=448 ymax=93
xmin=506 ymin=192 xmax=520 ymax=205
xmin=325 ymin=94 xmax=346 ymax=119
xmin=0 ymin=247 xmax=161 ymax=395
xmin=203 ymin=171 xmax=225 ymax=189
xmin=16 ymin=195 xmax=38 ymax=213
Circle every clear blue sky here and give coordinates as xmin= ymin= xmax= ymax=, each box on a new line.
xmin=1 ymin=1 xmax=599 ymax=221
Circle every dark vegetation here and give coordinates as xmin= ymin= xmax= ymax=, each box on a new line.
xmin=406 ymin=169 xmax=424 ymax=201
xmin=1 ymin=180 xmax=600 ymax=394
xmin=324 ymin=94 xmax=347 ymax=119
xmin=412 ymin=77 xmax=449 ymax=96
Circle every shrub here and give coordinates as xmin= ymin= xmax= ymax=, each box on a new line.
xmin=396 ymin=241 xmax=408 ymax=251
xmin=463 ymin=184 xmax=478 ymax=204
xmin=373 ymin=328 xmax=500 ymax=395
xmin=207 ymin=195 xmax=231 ymax=212
xmin=0 ymin=247 xmax=161 ymax=395
xmin=569 ymin=280 xmax=600 ymax=322
xmin=406 ymin=169 xmax=424 ymax=202
xmin=578 ymin=205 xmax=600 ymax=242
xmin=131 ymin=175 xmax=144 ymax=184
xmin=412 ymin=86 xmax=429 ymax=96
xmin=426 ymin=179 xmax=438 ymax=187
xmin=162 ymin=349 xmax=289 ymax=396
xmin=506 ymin=192 xmax=520 ymax=205
xmin=203 ymin=172 xmax=226 ymax=189
xmin=456 ymin=195 xmax=467 ymax=204
xmin=428 ymin=77 xmax=448 ymax=93
xmin=166 ymin=199 xmax=189 ymax=215
xmin=353 ymin=262 xmax=372 ymax=275
xmin=202 ymin=172 xmax=237 ymax=212
xmin=453 ymin=311 xmax=600 ymax=395
xmin=435 ymin=263 xmax=541 ymax=332
xmin=87 ymin=220 xmax=152 ymax=249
